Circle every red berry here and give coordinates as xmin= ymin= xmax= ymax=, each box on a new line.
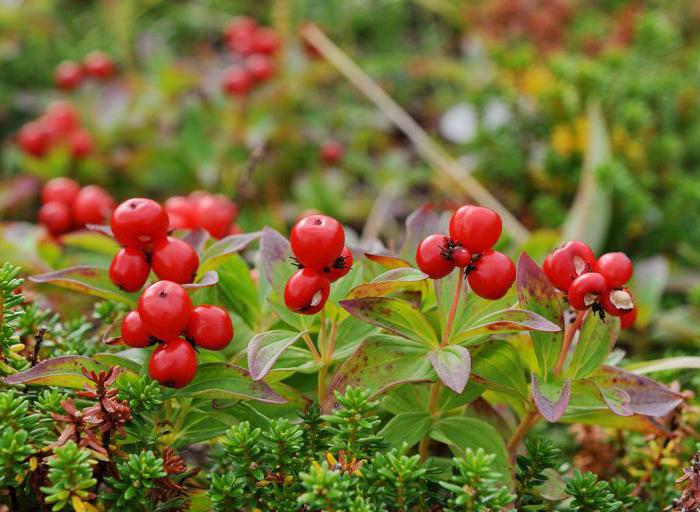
xmin=110 ymin=198 xmax=169 ymax=247
xmin=452 ymin=246 xmax=472 ymax=268
xmin=109 ymin=247 xmax=151 ymax=292
xmin=186 ymin=305 xmax=233 ymax=350
xmin=41 ymin=177 xmax=80 ymax=205
xmin=121 ymin=310 xmax=151 ymax=348
xmin=43 ymin=101 xmax=80 ymax=138
xmin=148 ymin=338 xmax=197 ymax=388
xmin=416 ymin=234 xmax=455 ymax=279
xmin=245 ymin=54 xmax=276 ymax=82
xmin=138 ymin=281 xmax=192 ymax=341
xmin=467 ymin=251 xmax=515 ymax=300
xmin=327 ymin=246 xmax=353 ymax=282
xmin=449 ymin=205 xmax=502 ymax=253
xmin=600 ymin=287 xmax=635 ymax=317
xmin=320 ymin=139 xmax=343 ymax=166
xmin=620 ymin=306 xmax=637 ymax=329
xmin=252 ymin=27 xmax=280 ymax=55
xmin=83 ymin=51 xmax=115 ymax=79
xmin=164 ymin=196 xmax=197 ymax=230
xmin=72 ymin=185 xmax=115 ymax=227
xmin=543 ymin=240 xmax=596 ymax=292
xmin=284 ymin=268 xmax=330 ymax=315
xmin=567 ymin=272 xmax=607 ymax=311
xmin=151 ymin=237 xmax=199 ymax=284
xmin=225 ymin=16 xmax=258 ymax=41
xmin=222 ymin=66 xmax=253 ymax=96
xmin=38 ymin=202 xmax=72 ymax=236
xmin=17 ymin=122 xmax=50 ymax=157
xmin=54 ymin=61 xmax=83 ymax=90
xmin=290 ymin=214 xmax=345 ymax=272
xmin=594 ymin=252 xmax=633 ymax=288
xmin=68 ymin=128 xmax=93 ymax=159
xmin=195 ymin=194 xmax=237 ymax=239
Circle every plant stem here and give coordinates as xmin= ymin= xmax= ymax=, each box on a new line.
xmin=419 ymin=380 xmax=443 ymax=462
xmin=553 ymin=310 xmax=586 ymax=376
xmin=318 ymin=365 xmax=328 ymax=405
xmin=317 ymin=308 xmax=329 ymax=404
xmin=442 ymin=268 xmax=465 ymax=346
xmin=302 ymin=333 xmax=321 ymax=360
xmin=507 ymin=408 xmax=540 ymax=455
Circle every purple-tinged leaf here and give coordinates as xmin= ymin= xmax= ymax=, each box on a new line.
xmin=85 ymin=223 xmax=114 ymax=237
xmin=566 ymin=313 xmax=620 ymax=378
xmin=364 ymin=253 xmax=412 ymax=270
xmin=587 ymin=380 xmax=633 ymax=416
xmin=183 ymin=270 xmax=218 ymax=289
xmin=259 ymin=227 xmax=294 ymax=295
xmin=532 ymin=374 xmax=571 ymax=422
xmin=248 ymin=330 xmax=309 ymax=381
xmin=429 ymin=345 xmax=471 ymax=393
xmin=3 ymin=356 xmax=111 ymax=388
xmin=200 ymin=231 xmax=262 ymax=272
xmin=516 ymin=253 xmax=564 ymax=381
xmin=29 ymin=265 xmax=136 ymax=305
xmin=180 ymin=228 xmax=210 ymax=253
xmin=451 ymin=308 xmax=560 ymax=346
xmin=400 ymin=204 xmax=441 ymax=261
xmin=346 ymin=268 xmax=428 ymax=300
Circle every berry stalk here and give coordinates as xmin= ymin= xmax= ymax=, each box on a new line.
xmin=554 ymin=310 xmax=587 ymax=376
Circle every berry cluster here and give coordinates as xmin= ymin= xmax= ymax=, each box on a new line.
xmin=54 ymin=51 xmax=115 ymax=90
xmin=17 ymin=101 xmax=94 ymax=160
xmin=38 ymin=177 xmax=114 ymax=237
xmin=221 ymin=16 xmax=279 ymax=97
xmin=416 ymin=205 xmax=515 ymax=300
xmin=543 ymin=241 xmax=636 ymax=328
xmin=109 ymin=198 xmax=199 ymax=292
xmin=284 ymin=214 xmax=353 ymax=315
xmin=121 ymin=280 xmax=233 ymax=388
xmin=164 ymin=191 xmax=240 ymax=239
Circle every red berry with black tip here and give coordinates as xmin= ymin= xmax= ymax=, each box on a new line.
xmin=109 ymin=247 xmax=150 ymax=292
xmin=567 ymin=272 xmax=607 ymax=311
xmin=449 ymin=205 xmax=502 ymax=253
xmin=72 ymin=185 xmax=115 ymax=227
xmin=284 ymin=268 xmax=330 ymax=315
xmin=595 ymin=252 xmax=633 ymax=288
xmin=17 ymin=122 xmax=50 ymax=157
xmin=320 ymin=139 xmax=343 ymax=166
xmin=187 ymin=305 xmax=233 ymax=350
xmin=467 ymin=250 xmax=515 ymax=300
xmin=452 ymin=246 xmax=472 ymax=268
xmin=290 ymin=214 xmax=345 ymax=272
xmin=148 ymin=338 xmax=197 ymax=388
xmin=416 ymin=234 xmax=455 ymax=279
xmin=195 ymin=194 xmax=237 ymax=239
xmin=83 ymin=51 xmax=115 ymax=79
xmin=600 ymin=287 xmax=635 ymax=317
xmin=42 ymin=177 xmax=80 ymax=205
xmin=543 ymin=240 xmax=596 ymax=292
xmin=121 ymin=310 xmax=151 ymax=348
xmin=328 ymin=246 xmax=353 ymax=282
xmin=38 ymin=202 xmax=72 ymax=236
xmin=110 ymin=198 xmax=169 ymax=248
xmin=222 ymin=66 xmax=253 ymax=96
xmin=151 ymin=237 xmax=199 ymax=284
xmin=54 ymin=61 xmax=83 ymax=90
xmin=138 ymin=280 xmax=193 ymax=341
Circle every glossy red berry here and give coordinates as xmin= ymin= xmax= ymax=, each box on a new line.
xmin=320 ymin=140 xmax=344 ymax=166
xmin=467 ymin=251 xmax=515 ymax=300
xmin=38 ymin=202 xmax=72 ymax=236
xmin=121 ymin=310 xmax=151 ymax=348
xmin=620 ymin=306 xmax=637 ymax=329
xmin=327 ymin=246 xmax=353 ymax=282
xmin=110 ymin=198 xmax=169 ymax=247
xmin=594 ymin=252 xmax=633 ymax=288
xmin=543 ymin=240 xmax=596 ymax=292
xmin=600 ymin=287 xmax=635 ymax=317
xmin=284 ymin=268 xmax=331 ymax=315
xmin=138 ymin=280 xmax=193 ymax=341
xmin=567 ymin=272 xmax=607 ymax=311
xmin=222 ymin=66 xmax=253 ymax=96
xmin=452 ymin=246 xmax=472 ymax=268
xmin=151 ymin=237 xmax=199 ymax=284
xmin=17 ymin=122 xmax=50 ymax=157
xmin=252 ymin=27 xmax=280 ymax=55
xmin=165 ymin=196 xmax=197 ymax=230
xmin=245 ymin=54 xmax=276 ymax=82
xmin=186 ymin=305 xmax=234 ymax=350
xmin=449 ymin=205 xmax=502 ymax=253
xmin=416 ymin=234 xmax=455 ymax=279
xmin=68 ymin=128 xmax=93 ymax=159
xmin=72 ymin=185 xmax=115 ymax=227
xmin=290 ymin=214 xmax=345 ymax=272
xmin=54 ymin=61 xmax=83 ymax=90
xmin=43 ymin=101 xmax=80 ymax=137
xmin=41 ymin=177 xmax=80 ymax=205
xmin=83 ymin=51 xmax=115 ymax=79
xmin=109 ymin=247 xmax=151 ymax=292
xmin=148 ymin=338 xmax=197 ymax=388
xmin=195 ymin=194 xmax=237 ymax=239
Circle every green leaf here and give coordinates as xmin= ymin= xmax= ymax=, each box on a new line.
xmin=60 ymin=231 xmax=119 ymax=255
xmin=364 ymin=253 xmax=413 ymax=270
xmin=450 ymin=308 xmax=560 ymax=346
xmin=435 ymin=271 xmax=470 ymax=339
xmin=2 ymin=355 xmax=123 ymax=388
xmin=29 ymin=265 xmax=136 ymax=305
xmin=380 ymin=412 xmax=432 ymax=450
xmin=198 ymin=231 xmax=261 ymax=273
xmin=624 ymin=356 xmax=700 ymax=374
xmin=268 ymin=294 xmax=310 ymax=331
xmin=340 ymin=297 xmax=438 ymax=347
xmin=531 ymin=374 xmax=571 ymax=422
xmin=566 ymin=314 xmax=619 ymax=378
xmin=346 ymin=267 xmax=428 ymax=300
xmin=207 ymin=255 xmax=260 ymax=328
xmin=333 ymin=315 xmax=379 ymax=360
xmin=247 ymin=330 xmax=309 ymax=381
xmin=259 ymin=227 xmax=294 ymax=296
xmin=429 ymin=345 xmax=471 ymax=393
xmin=400 ymin=204 xmax=440 ymax=262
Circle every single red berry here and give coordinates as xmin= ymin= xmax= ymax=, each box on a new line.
xmin=594 ymin=252 xmax=633 ymax=288
xmin=452 ymin=246 xmax=472 ymax=268
xmin=68 ymin=128 xmax=93 ymax=159
xmin=148 ymin=338 xmax=197 ymax=388
xmin=38 ymin=201 xmax=72 ymax=236
xmin=327 ymin=246 xmax=353 ymax=282
xmin=252 ymin=27 xmax=281 ymax=55
xmin=43 ymin=101 xmax=80 ymax=138
xmin=320 ymin=139 xmax=344 ymax=166
xmin=72 ymin=185 xmax=115 ymax=227
xmin=543 ymin=240 xmax=596 ymax=292
xmin=416 ymin=234 xmax=455 ymax=279
xmin=138 ymin=280 xmax=193 ymax=341
xmin=600 ymin=287 xmax=635 ymax=317
xmin=567 ymin=272 xmax=607 ymax=311
xmin=110 ymin=198 xmax=169 ymax=248
xmin=222 ymin=66 xmax=253 ymax=96
xmin=245 ymin=54 xmax=276 ymax=82
xmin=164 ymin=196 xmax=197 ymax=230
xmin=83 ymin=51 xmax=115 ymax=79
xmin=225 ymin=16 xmax=258 ymax=41
xmin=121 ymin=310 xmax=151 ymax=348
xmin=290 ymin=214 xmax=345 ymax=272
xmin=467 ymin=251 xmax=515 ymax=300
xmin=284 ymin=268 xmax=330 ymax=315
xmin=620 ymin=306 xmax=637 ymax=329
xmin=17 ymin=121 xmax=50 ymax=157
xmin=54 ymin=61 xmax=83 ymax=90
xmin=195 ymin=194 xmax=237 ymax=239
xmin=449 ymin=205 xmax=502 ymax=253
xmin=186 ymin=305 xmax=234 ymax=350
xmin=41 ymin=177 xmax=80 ymax=205
xmin=151 ymin=237 xmax=199 ymax=284
xmin=109 ymin=247 xmax=151 ymax=292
